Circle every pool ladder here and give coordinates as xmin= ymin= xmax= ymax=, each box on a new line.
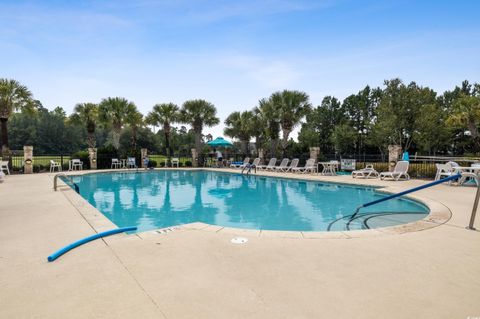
xmin=53 ymin=173 xmax=80 ymax=193
xmin=241 ymin=164 xmax=257 ymax=175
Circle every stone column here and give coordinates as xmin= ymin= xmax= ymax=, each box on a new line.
xmin=141 ymin=148 xmax=148 ymax=168
xmin=23 ymin=146 xmax=33 ymax=174
xmin=388 ymin=145 xmax=402 ymax=172
xmin=88 ymin=148 xmax=97 ymax=170
xmin=309 ymin=147 xmax=320 ymax=160
xmin=191 ymin=148 xmax=198 ymax=167
xmin=258 ymin=148 xmax=264 ymax=164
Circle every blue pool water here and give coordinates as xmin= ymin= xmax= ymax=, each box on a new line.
xmin=66 ymin=170 xmax=429 ymax=233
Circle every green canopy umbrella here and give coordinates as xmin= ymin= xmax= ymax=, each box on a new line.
xmin=207 ymin=137 xmax=233 ymax=147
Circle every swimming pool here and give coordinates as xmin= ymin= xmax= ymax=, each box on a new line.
xmin=66 ymin=170 xmax=429 ymax=233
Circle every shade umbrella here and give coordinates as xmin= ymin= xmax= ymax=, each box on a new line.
xmin=206 ymin=137 xmax=233 ymax=147
xmin=206 ymin=137 xmax=233 ymax=167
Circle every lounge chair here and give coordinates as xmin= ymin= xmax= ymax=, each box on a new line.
xmin=257 ymin=158 xmax=277 ymax=170
xmin=127 ymin=157 xmax=137 ymax=168
xmin=111 ymin=158 xmax=121 ymax=169
xmin=379 ymin=161 xmax=410 ymax=181
xmin=230 ymin=157 xmax=250 ymax=168
xmin=1 ymin=160 xmax=10 ymax=175
xmin=50 ymin=160 xmax=62 ymax=173
xmin=352 ymin=164 xmax=379 ymax=179
xmin=273 ymin=158 xmax=290 ymax=172
xmin=291 ymin=158 xmax=316 ymax=174
xmin=283 ymin=158 xmax=299 ymax=172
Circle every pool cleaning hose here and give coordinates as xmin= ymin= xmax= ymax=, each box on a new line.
xmin=47 ymin=226 xmax=137 ymax=262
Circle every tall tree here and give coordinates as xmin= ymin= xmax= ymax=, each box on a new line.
xmin=224 ymin=110 xmax=255 ymax=154
xmin=271 ymin=90 xmax=311 ymax=155
xmin=98 ymin=97 xmax=134 ymax=151
xmin=180 ymin=99 xmax=219 ymax=166
xmin=145 ymin=103 xmax=180 ymax=156
xmin=447 ymin=94 xmax=480 ymax=151
xmin=125 ymin=104 xmax=143 ymax=151
xmin=70 ymin=103 xmax=98 ymax=149
xmin=255 ymin=98 xmax=280 ymax=157
xmin=0 ymin=79 xmax=34 ymax=153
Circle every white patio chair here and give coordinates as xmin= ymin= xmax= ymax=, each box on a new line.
xmin=330 ymin=160 xmax=340 ymax=173
xmin=257 ymin=158 xmax=277 ymax=170
xmin=283 ymin=158 xmax=299 ymax=172
xmin=434 ymin=163 xmax=455 ymax=181
xmin=171 ymin=157 xmax=179 ymax=168
xmin=71 ymin=159 xmax=83 ymax=171
xmin=273 ymin=158 xmax=290 ymax=172
xmin=1 ymin=161 xmax=10 ymax=175
xmin=352 ymin=164 xmax=379 ymax=179
xmin=50 ymin=160 xmax=62 ymax=173
xmin=111 ymin=158 xmax=122 ymax=169
xmin=291 ymin=158 xmax=316 ymax=174
xmin=379 ymin=161 xmax=410 ymax=181
xmin=126 ymin=157 xmax=137 ymax=168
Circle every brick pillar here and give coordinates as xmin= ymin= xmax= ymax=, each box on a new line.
xmin=258 ymin=148 xmax=264 ymax=164
xmin=141 ymin=148 xmax=148 ymax=168
xmin=388 ymin=145 xmax=402 ymax=172
xmin=88 ymin=148 xmax=97 ymax=169
xmin=309 ymin=147 xmax=320 ymax=160
xmin=24 ymin=146 xmax=33 ymax=174
xmin=191 ymin=148 xmax=198 ymax=167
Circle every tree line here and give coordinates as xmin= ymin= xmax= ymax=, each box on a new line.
xmin=1 ymin=78 xmax=479 ymax=164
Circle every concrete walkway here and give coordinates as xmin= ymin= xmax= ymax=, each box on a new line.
xmin=0 ymin=170 xmax=479 ymax=318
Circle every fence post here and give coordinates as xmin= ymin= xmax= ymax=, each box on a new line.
xmin=310 ymin=147 xmax=320 ymax=161
xmin=141 ymin=148 xmax=148 ymax=168
xmin=468 ymin=184 xmax=480 ymax=230
xmin=24 ymin=146 xmax=33 ymax=174
xmin=388 ymin=145 xmax=402 ymax=172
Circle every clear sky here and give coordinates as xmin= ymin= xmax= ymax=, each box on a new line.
xmin=1 ymin=0 xmax=479 ymax=139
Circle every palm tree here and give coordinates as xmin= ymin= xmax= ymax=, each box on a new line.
xmin=125 ymin=104 xmax=143 ymax=151
xmin=98 ymin=97 xmax=134 ymax=150
xmin=447 ymin=94 xmax=480 ymax=151
xmin=224 ymin=110 xmax=255 ymax=154
xmin=145 ymin=103 xmax=180 ymax=156
xmin=271 ymin=90 xmax=312 ymax=155
xmin=0 ymin=79 xmax=34 ymax=153
xmin=180 ymin=99 xmax=219 ymax=166
xmin=255 ymin=98 xmax=280 ymax=157
xmin=70 ymin=103 xmax=98 ymax=149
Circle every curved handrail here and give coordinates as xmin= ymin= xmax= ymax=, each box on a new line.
xmin=53 ymin=172 xmax=80 ymax=193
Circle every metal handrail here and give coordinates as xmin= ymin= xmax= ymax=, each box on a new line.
xmin=53 ymin=173 xmax=79 ymax=193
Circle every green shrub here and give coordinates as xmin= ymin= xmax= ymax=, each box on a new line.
xmin=185 ymin=160 xmax=192 ymax=167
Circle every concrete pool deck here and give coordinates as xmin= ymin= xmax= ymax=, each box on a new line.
xmin=1 ymin=168 xmax=479 ymax=318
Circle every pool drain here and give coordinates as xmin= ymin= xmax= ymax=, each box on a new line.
xmin=231 ymin=237 xmax=248 ymax=244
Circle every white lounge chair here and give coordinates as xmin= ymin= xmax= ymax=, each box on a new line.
xmin=291 ymin=158 xmax=316 ymax=174
xmin=273 ymin=158 xmax=290 ymax=172
xmin=1 ymin=160 xmax=10 ymax=175
xmin=171 ymin=157 xmax=179 ymax=168
xmin=379 ymin=161 xmax=410 ymax=181
xmin=230 ymin=157 xmax=250 ymax=169
xmin=283 ymin=158 xmax=299 ymax=172
xmin=70 ymin=159 xmax=83 ymax=171
xmin=352 ymin=164 xmax=379 ymax=179
xmin=127 ymin=157 xmax=137 ymax=168
xmin=50 ymin=160 xmax=62 ymax=173
xmin=111 ymin=158 xmax=122 ymax=169
xmin=257 ymin=158 xmax=277 ymax=170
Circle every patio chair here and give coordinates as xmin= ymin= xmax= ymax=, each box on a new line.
xmin=50 ymin=160 xmax=62 ymax=173
xmin=70 ymin=159 xmax=83 ymax=171
xmin=1 ymin=160 xmax=10 ymax=175
xmin=434 ymin=163 xmax=456 ymax=181
xmin=257 ymin=158 xmax=277 ymax=170
xmin=127 ymin=157 xmax=137 ymax=168
xmin=0 ymin=170 xmax=4 ymax=182
xmin=273 ymin=158 xmax=290 ymax=172
xmin=329 ymin=160 xmax=340 ymax=173
xmin=171 ymin=157 xmax=179 ymax=168
xmin=352 ymin=164 xmax=379 ymax=179
xmin=111 ymin=158 xmax=122 ymax=169
xmin=291 ymin=158 xmax=316 ymax=174
xmin=283 ymin=158 xmax=299 ymax=172
xmin=379 ymin=161 xmax=410 ymax=181
xmin=230 ymin=157 xmax=250 ymax=169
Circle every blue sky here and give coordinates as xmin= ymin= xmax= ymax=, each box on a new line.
xmin=1 ymin=0 xmax=479 ymax=138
